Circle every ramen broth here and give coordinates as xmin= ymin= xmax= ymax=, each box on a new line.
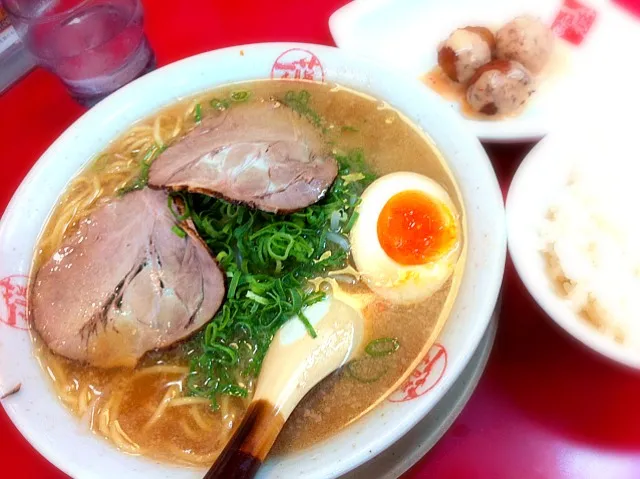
xmin=30 ymin=79 xmax=465 ymax=465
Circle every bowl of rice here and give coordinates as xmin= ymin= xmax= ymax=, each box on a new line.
xmin=506 ymin=121 xmax=640 ymax=369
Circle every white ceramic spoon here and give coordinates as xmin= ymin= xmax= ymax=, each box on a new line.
xmin=205 ymin=295 xmax=365 ymax=479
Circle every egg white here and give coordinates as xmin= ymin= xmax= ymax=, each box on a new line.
xmin=350 ymin=172 xmax=461 ymax=305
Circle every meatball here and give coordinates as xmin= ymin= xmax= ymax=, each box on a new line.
xmin=466 ymin=60 xmax=534 ymax=116
xmin=495 ymin=15 xmax=554 ymax=73
xmin=437 ymin=26 xmax=495 ymax=83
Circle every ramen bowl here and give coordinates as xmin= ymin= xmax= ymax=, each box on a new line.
xmin=0 ymin=43 xmax=505 ymax=478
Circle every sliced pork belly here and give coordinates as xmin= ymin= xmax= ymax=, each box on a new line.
xmin=148 ymin=101 xmax=338 ymax=213
xmin=31 ymin=188 xmax=225 ymax=368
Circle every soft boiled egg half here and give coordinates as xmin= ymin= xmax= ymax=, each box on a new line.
xmin=350 ymin=172 xmax=461 ymax=305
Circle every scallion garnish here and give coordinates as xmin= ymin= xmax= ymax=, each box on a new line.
xmin=227 ymin=270 xmax=241 ymax=299
xmin=167 ymin=193 xmax=190 ymax=221
xmin=282 ymin=90 xmax=324 ymax=129
xmin=343 ymin=211 xmax=359 ymax=234
xmin=298 ymin=310 xmax=318 ymax=339
xmin=194 ymin=103 xmax=202 ymax=123
xmin=230 ymin=90 xmax=252 ymax=102
xmin=246 ymin=290 xmax=270 ymax=305
xmin=346 ymin=358 xmax=388 ymax=383
xmin=144 ymin=92 xmax=379 ymax=407
xmin=210 ymin=98 xmax=230 ymax=110
xmin=171 ymin=225 xmax=187 ymax=238
xmin=117 ymin=146 xmax=163 ymax=195
xmin=365 ymin=337 xmax=400 ymax=357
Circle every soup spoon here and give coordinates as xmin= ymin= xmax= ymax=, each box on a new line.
xmin=205 ymin=294 xmax=365 ymax=479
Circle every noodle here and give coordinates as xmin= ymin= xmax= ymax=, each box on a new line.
xmin=129 ymin=124 xmax=154 ymax=133
xmin=190 ymin=406 xmax=214 ymax=432
xmin=120 ymin=136 xmax=150 ymax=152
xmin=132 ymin=365 xmax=189 ymax=378
xmin=171 ymin=115 xmax=183 ymax=139
xmin=168 ymin=397 xmax=211 ymax=408
xmin=98 ymin=403 xmax=111 ymax=437
xmin=109 ymin=390 xmax=124 ymax=422
xmin=153 ymin=115 xmax=164 ymax=147
xmin=179 ymin=419 xmax=200 ymax=440
xmin=110 ymin=420 xmax=140 ymax=453
xmin=145 ymin=384 xmax=179 ymax=430
xmin=77 ymin=384 xmax=90 ymax=416
xmin=58 ymin=390 xmax=79 ymax=407
xmin=168 ymin=444 xmax=219 ymax=464
xmin=219 ymin=394 xmax=231 ymax=420
xmin=46 ymin=355 xmax=67 ymax=383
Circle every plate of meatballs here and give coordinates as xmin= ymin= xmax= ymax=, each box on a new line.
xmin=434 ymin=16 xmax=554 ymax=118
xmin=329 ymin=0 xmax=607 ymax=142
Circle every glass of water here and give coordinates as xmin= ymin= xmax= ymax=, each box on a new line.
xmin=3 ymin=0 xmax=155 ymax=106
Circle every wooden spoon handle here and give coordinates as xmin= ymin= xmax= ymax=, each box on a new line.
xmin=204 ymin=400 xmax=285 ymax=479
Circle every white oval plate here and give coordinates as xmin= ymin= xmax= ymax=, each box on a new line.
xmin=329 ymin=0 xmax=640 ymax=143
xmin=0 ymin=43 xmax=505 ymax=479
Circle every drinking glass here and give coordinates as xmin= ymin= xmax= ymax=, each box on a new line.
xmin=3 ymin=0 xmax=155 ymax=106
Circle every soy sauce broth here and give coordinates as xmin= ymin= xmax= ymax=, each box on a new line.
xmin=31 ymin=79 xmax=466 ymax=464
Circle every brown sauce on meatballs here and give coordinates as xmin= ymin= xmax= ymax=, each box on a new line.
xmin=422 ymin=67 xmax=465 ymax=102
xmin=425 ymin=15 xmax=571 ymax=121
xmin=422 ymin=67 xmax=524 ymax=121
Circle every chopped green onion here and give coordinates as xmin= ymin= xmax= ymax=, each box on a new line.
xmin=365 ymin=337 xmax=400 ymax=357
xmin=282 ymin=90 xmax=324 ymax=129
xmin=230 ymin=90 xmax=251 ymax=102
xmin=194 ymin=103 xmax=202 ymax=123
xmin=167 ymin=194 xmax=190 ymax=221
xmin=171 ymin=225 xmax=187 ymax=238
xmin=343 ymin=211 xmax=359 ymax=234
xmin=342 ymin=172 xmax=366 ymax=185
xmin=297 ymin=90 xmax=311 ymax=104
xmin=246 ymin=291 xmax=270 ymax=305
xmin=267 ymin=232 xmax=295 ymax=261
xmin=297 ymin=310 xmax=317 ymax=339
xmin=174 ymin=109 xmax=377 ymax=405
xmin=205 ymin=343 xmax=238 ymax=366
xmin=210 ymin=98 xmax=230 ymax=110
xmin=116 ymin=146 xmax=161 ymax=195
xmin=227 ymin=270 xmax=241 ymax=299
xmin=346 ymin=358 xmax=388 ymax=383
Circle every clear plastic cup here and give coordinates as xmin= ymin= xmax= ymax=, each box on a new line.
xmin=3 ymin=0 xmax=155 ymax=106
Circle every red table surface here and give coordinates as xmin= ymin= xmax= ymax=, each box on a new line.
xmin=2 ymin=1 xmax=640 ymax=478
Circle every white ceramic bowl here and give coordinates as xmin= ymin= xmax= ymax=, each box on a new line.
xmin=0 ymin=43 xmax=506 ymax=479
xmin=507 ymin=114 xmax=640 ymax=370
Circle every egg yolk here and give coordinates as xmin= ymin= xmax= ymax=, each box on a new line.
xmin=377 ymin=190 xmax=457 ymax=266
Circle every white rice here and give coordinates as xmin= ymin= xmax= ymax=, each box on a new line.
xmin=540 ymin=155 xmax=640 ymax=348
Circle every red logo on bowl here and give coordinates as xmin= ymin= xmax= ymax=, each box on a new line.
xmin=0 ymin=275 xmax=28 ymax=330
xmin=271 ymin=48 xmax=325 ymax=82
xmin=551 ymin=0 xmax=598 ymax=45
xmin=388 ymin=343 xmax=447 ymax=403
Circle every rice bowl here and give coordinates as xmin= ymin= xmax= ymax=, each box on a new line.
xmin=508 ymin=120 xmax=640 ymax=370
xmin=540 ymin=156 xmax=640 ymax=350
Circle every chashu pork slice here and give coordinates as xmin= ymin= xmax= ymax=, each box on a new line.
xmin=31 ymin=188 xmax=225 ymax=368
xmin=148 ymin=101 xmax=338 ymax=213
